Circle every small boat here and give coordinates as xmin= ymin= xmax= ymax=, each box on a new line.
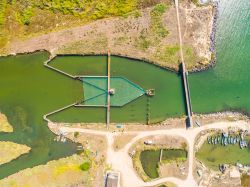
xmin=207 ymin=136 xmax=211 ymax=144
xmin=224 ymin=137 xmax=228 ymax=146
xmin=233 ymin=138 xmax=237 ymax=144
xmin=217 ymin=136 xmax=221 ymax=143
xmin=236 ymin=135 xmax=240 ymax=142
xmin=240 ymin=140 xmax=244 ymax=149
xmin=230 ymin=136 xmax=234 ymax=144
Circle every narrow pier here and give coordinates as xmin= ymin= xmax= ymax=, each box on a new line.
xmin=106 ymin=51 xmax=111 ymax=128
xmin=181 ymin=62 xmax=193 ymax=128
xmin=43 ymin=102 xmax=78 ymax=122
xmin=44 ymin=56 xmax=77 ymax=79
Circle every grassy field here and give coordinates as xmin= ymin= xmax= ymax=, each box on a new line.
xmin=196 ymin=136 xmax=250 ymax=171
xmin=140 ymin=149 xmax=187 ymax=179
xmin=162 ymin=149 xmax=187 ymax=162
xmin=0 ymin=0 xmax=139 ymax=48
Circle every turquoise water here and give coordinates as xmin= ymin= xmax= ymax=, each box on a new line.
xmin=189 ymin=0 xmax=250 ymax=114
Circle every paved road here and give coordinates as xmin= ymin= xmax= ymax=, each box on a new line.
xmin=58 ymin=121 xmax=249 ymax=187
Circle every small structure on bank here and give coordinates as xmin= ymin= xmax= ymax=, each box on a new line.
xmin=105 ymin=171 xmax=120 ymax=187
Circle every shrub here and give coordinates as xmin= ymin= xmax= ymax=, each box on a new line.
xmin=79 ymin=161 xmax=91 ymax=171
xmin=150 ymin=3 xmax=169 ymax=38
xmin=74 ymin=132 xmax=79 ymax=138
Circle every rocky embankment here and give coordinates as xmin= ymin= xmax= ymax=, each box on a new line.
xmin=190 ymin=1 xmax=219 ymax=73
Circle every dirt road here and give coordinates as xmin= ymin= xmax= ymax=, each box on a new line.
xmin=58 ymin=120 xmax=249 ymax=187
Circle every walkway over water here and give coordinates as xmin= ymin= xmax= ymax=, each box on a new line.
xmin=181 ymin=63 xmax=193 ymax=128
xmin=175 ymin=0 xmax=193 ymax=128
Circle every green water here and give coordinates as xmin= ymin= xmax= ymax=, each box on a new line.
xmin=140 ymin=150 xmax=160 ymax=179
xmin=189 ymin=0 xmax=250 ymax=114
xmin=50 ymin=56 xmax=185 ymax=123
xmin=196 ymin=137 xmax=250 ymax=170
xmin=0 ymin=52 xmax=83 ymax=179
xmin=1 ymin=0 xmax=250 ymax=179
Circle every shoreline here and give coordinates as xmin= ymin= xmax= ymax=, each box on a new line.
xmin=0 ymin=2 xmax=217 ymax=73
xmin=190 ymin=1 xmax=219 ymax=73
xmin=47 ymin=111 xmax=250 ymax=133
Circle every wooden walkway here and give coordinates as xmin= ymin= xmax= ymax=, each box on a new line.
xmin=181 ymin=63 xmax=193 ymax=128
xmin=43 ymin=102 xmax=78 ymax=122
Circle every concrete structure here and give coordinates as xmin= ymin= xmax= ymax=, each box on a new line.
xmin=105 ymin=171 xmax=120 ymax=187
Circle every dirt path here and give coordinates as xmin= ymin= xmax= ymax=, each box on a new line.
xmin=57 ymin=120 xmax=249 ymax=187
xmin=175 ymin=0 xmax=184 ymax=63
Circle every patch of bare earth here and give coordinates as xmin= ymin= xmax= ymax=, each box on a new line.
xmin=0 ymin=141 xmax=30 ymax=165
xmin=0 ymin=113 xmax=13 ymax=133
xmin=51 ymin=116 xmax=186 ymax=132
xmin=3 ymin=1 xmax=214 ymax=71
xmin=113 ymin=134 xmax=136 ymax=151
xmin=159 ymin=161 xmax=188 ymax=180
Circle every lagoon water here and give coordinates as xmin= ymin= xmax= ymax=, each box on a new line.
xmin=189 ymin=0 xmax=250 ymax=115
xmin=0 ymin=0 xmax=249 ymax=179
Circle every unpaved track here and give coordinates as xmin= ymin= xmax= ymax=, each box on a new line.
xmin=175 ymin=0 xmax=184 ymax=62
xmin=58 ymin=121 xmax=249 ymax=187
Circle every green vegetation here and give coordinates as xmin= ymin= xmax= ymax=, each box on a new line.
xmin=15 ymin=7 xmax=34 ymax=25
xmin=140 ymin=149 xmax=187 ymax=179
xmin=135 ymin=30 xmax=151 ymax=50
xmin=241 ymin=174 xmax=250 ymax=187
xmin=58 ymin=34 xmax=108 ymax=54
xmin=150 ymin=3 xmax=169 ymax=38
xmin=79 ymin=161 xmax=91 ymax=171
xmin=0 ymin=0 xmax=7 ymax=25
xmin=155 ymin=44 xmax=199 ymax=67
xmin=140 ymin=150 xmax=160 ymax=179
xmin=183 ymin=46 xmax=199 ymax=68
xmin=74 ymin=132 xmax=79 ymax=138
xmin=0 ymin=0 xmax=138 ymax=49
xmin=155 ymin=45 xmax=180 ymax=65
xmin=162 ymin=149 xmax=187 ymax=163
xmin=196 ymin=136 xmax=250 ymax=170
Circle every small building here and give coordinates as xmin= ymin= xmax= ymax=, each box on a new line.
xmin=105 ymin=171 xmax=120 ymax=187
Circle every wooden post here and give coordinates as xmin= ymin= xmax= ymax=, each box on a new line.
xmin=107 ymin=50 xmax=111 ymax=128
xmin=160 ymin=149 xmax=163 ymax=162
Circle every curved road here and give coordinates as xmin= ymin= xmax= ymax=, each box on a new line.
xmin=58 ymin=120 xmax=249 ymax=187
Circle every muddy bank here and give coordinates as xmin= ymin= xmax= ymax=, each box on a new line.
xmin=0 ymin=141 xmax=31 ymax=165
xmin=0 ymin=113 xmax=13 ymax=133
